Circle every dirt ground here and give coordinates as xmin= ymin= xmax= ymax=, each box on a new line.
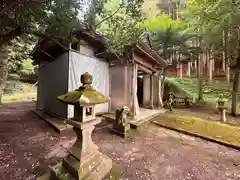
xmin=0 ymin=102 xmax=239 ymax=180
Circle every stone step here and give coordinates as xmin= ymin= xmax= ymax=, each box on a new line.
xmin=32 ymin=109 xmax=72 ymax=133
xmin=129 ymin=112 xmax=166 ymax=129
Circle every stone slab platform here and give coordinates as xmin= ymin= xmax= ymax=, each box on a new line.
xmin=33 ymin=109 xmax=72 ymax=133
xmin=101 ymin=108 xmax=166 ymax=129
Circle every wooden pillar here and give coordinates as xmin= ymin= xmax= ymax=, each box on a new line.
xmin=158 ymin=73 xmax=163 ymax=107
xmin=132 ymin=64 xmax=139 ymax=119
xmin=150 ymin=74 xmax=154 ymax=109
xmin=143 ymin=74 xmax=150 ymax=107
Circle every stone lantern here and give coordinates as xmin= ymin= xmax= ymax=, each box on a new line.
xmin=217 ymin=94 xmax=227 ymax=122
xmin=39 ymin=72 xmax=112 ymax=180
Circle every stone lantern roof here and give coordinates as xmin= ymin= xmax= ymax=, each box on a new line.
xmin=57 ymin=72 xmax=108 ymax=106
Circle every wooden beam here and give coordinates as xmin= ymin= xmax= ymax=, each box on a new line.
xmin=138 ymin=64 xmax=152 ymax=74
xmin=39 ymin=49 xmax=55 ymax=60
xmin=133 ymin=53 xmax=157 ymax=72
xmin=136 ymin=45 xmax=162 ymax=66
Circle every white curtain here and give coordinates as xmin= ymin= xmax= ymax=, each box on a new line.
xmin=68 ymin=50 xmax=109 ymax=118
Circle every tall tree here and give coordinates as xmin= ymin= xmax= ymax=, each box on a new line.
xmin=0 ymin=0 xmax=88 ymax=103
xmin=183 ymin=0 xmax=240 ymax=115
xmin=98 ymin=0 xmax=145 ymax=53
xmin=8 ymin=35 xmax=37 ymax=75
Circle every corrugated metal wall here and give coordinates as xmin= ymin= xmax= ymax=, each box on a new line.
xmin=37 ymin=52 xmax=69 ymax=118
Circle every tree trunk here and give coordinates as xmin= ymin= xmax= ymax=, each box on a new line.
xmin=161 ymin=44 xmax=168 ymax=98
xmin=226 ymin=66 xmax=230 ymax=83
xmin=231 ymin=71 xmax=240 ymax=116
xmin=209 ymin=58 xmax=213 ymax=83
xmin=197 ymin=57 xmax=203 ymax=101
xmin=222 ymin=30 xmax=226 ymax=72
xmin=212 ymin=55 xmax=215 ymax=73
xmin=187 ymin=61 xmax=191 ymax=77
xmin=0 ymin=46 xmax=8 ymax=104
xmin=179 ymin=63 xmax=183 ymax=79
xmin=231 ymin=44 xmax=240 ymax=116
xmin=206 ymin=50 xmax=209 ymax=76
xmin=208 ymin=49 xmax=213 ymax=83
xmin=222 ymin=56 xmax=226 ymax=72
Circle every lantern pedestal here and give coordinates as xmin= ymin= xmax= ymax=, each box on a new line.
xmin=48 ymin=119 xmax=112 ymax=180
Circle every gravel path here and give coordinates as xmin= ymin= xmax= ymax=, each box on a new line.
xmin=0 ymin=102 xmax=239 ymax=180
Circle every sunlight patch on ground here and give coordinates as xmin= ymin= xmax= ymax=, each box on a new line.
xmin=2 ymin=80 xmax=37 ymax=103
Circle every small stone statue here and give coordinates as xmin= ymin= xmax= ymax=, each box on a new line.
xmin=112 ymin=106 xmax=130 ymax=137
xmin=115 ymin=106 xmax=129 ymax=127
xmin=166 ymin=92 xmax=174 ymax=111
xmin=184 ymin=96 xmax=190 ymax=108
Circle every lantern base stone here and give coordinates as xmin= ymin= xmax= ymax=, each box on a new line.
xmin=38 ymin=152 xmax=112 ymax=180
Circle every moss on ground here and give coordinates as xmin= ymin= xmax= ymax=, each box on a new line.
xmin=151 ymin=111 xmax=240 ymax=147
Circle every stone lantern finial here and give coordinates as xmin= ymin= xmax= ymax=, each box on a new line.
xmin=79 ymin=72 xmax=93 ymax=90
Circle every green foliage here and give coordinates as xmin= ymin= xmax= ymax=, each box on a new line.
xmin=8 ymin=35 xmax=36 ymax=75
xmin=139 ymin=14 xmax=187 ymax=32
xmin=167 ymin=77 xmax=232 ymax=107
xmin=139 ymin=14 xmax=197 ymax=63
xmin=0 ymin=0 xmax=105 ymax=46
xmin=98 ymin=0 xmax=145 ymax=53
xmin=183 ymin=0 xmax=240 ymax=56
xmin=19 ymin=59 xmax=35 ymax=75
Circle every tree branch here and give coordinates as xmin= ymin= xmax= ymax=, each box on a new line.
xmin=95 ymin=6 xmax=122 ymax=27
xmin=0 ymin=2 xmax=17 ymax=16
xmin=24 ymin=29 xmax=70 ymax=44
xmin=0 ymin=27 xmax=22 ymax=47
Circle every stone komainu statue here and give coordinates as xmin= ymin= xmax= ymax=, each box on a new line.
xmin=115 ymin=106 xmax=130 ymax=127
